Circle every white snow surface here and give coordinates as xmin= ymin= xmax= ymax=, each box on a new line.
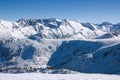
xmin=0 ymin=73 xmax=120 ymax=80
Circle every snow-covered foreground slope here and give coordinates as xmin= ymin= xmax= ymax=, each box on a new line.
xmin=0 ymin=73 xmax=120 ymax=80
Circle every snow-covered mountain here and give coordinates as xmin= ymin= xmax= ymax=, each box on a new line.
xmin=0 ymin=18 xmax=120 ymax=74
xmin=0 ymin=18 xmax=120 ymax=39
xmin=96 ymin=30 xmax=120 ymax=39
xmin=0 ymin=18 xmax=106 ymax=39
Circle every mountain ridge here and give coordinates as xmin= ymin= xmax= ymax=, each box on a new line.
xmin=0 ymin=18 xmax=120 ymax=74
xmin=1 ymin=18 xmax=119 ymax=39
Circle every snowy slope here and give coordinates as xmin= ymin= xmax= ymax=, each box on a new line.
xmin=1 ymin=38 xmax=120 ymax=74
xmin=0 ymin=20 xmax=25 ymax=39
xmin=47 ymin=38 xmax=120 ymax=74
xmin=96 ymin=30 xmax=120 ymax=39
xmin=0 ymin=73 xmax=120 ymax=80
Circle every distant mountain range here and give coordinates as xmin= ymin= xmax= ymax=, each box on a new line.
xmin=0 ymin=18 xmax=120 ymax=74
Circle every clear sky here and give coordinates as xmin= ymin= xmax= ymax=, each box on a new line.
xmin=0 ymin=0 xmax=120 ymax=23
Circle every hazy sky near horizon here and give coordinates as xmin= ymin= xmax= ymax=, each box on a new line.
xmin=0 ymin=0 xmax=120 ymax=23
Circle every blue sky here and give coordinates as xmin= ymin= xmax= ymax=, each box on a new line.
xmin=0 ymin=0 xmax=120 ymax=23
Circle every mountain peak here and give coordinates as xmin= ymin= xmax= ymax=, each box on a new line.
xmin=99 ymin=22 xmax=113 ymax=26
xmin=17 ymin=18 xmax=62 ymax=27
